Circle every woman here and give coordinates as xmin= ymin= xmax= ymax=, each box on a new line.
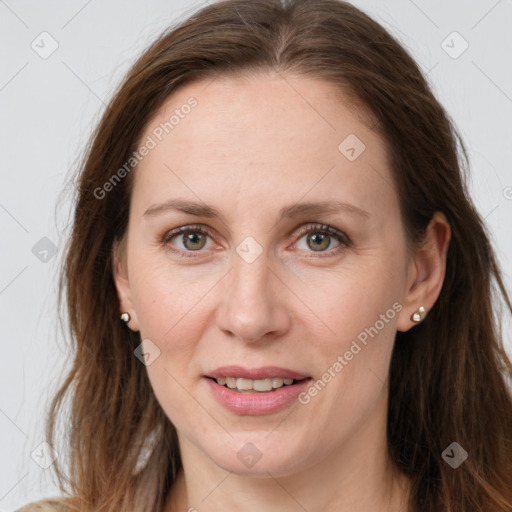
xmin=18 ymin=0 xmax=512 ymax=510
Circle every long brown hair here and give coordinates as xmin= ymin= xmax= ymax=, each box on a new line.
xmin=46 ymin=0 xmax=512 ymax=510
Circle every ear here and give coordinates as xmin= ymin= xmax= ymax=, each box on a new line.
xmin=396 ymin=212 xmax=451 ymax=332
xmin=112 ymin=237 xmax=140 ymax=332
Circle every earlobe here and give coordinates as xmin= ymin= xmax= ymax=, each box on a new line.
xmin=112 ymin=238 xmax=140 ymax=332
xmin=397 ymin=212 xmax=451 ymax=332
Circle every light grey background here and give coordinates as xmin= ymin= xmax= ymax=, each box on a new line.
xmin=1 ymin=0 xmax=511 ymax=509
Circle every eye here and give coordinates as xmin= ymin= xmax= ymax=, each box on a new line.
xmin=292 ymin=223 xmax=350 ymax=255
xmin=160 ymin=224 xmax=215 ymax=255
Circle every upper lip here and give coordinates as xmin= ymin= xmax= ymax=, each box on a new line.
xmin=205 ymin=366 xmax=311 ymax=380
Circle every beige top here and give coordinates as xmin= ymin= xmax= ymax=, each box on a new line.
xmin=15 ymin=498 xmax=67 ymax=512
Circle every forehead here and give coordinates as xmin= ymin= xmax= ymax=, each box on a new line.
xmin=144 ymin=71 xmax=379 ymax=154
xmin=131 ymin=71 xmax=396 ymax=220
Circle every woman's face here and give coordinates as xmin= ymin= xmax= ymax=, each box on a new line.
xmin=114 ymin=72 xmax=419 ymax=477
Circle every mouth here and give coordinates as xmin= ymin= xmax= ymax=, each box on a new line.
xmin=203 ymin=368 xmax=314 ymax=415
xmin=205 ymin=376 xmax=311 ymax=393
xmin=203 ymin=365 xmax=313 ymax=394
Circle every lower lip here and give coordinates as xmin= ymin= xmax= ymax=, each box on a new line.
xmin=204 ymin=377 xmax=312 ymax=415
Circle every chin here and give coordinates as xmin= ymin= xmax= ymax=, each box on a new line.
xmin=205 ymin=437 xmax=312 ymax=478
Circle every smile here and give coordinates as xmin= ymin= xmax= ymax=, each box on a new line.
xmin=213 ymin=376 xmax=297 ymax=392
xmin=203 ymin=366 xmax=313 ymax=414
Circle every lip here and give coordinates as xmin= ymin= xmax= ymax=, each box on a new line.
xmin=204 ymin=377 xmax=312 ymax=415
xmin=203 ymin=367 xmax=313 ymax=415
xmin=205 ymin=365 xmax=311 ymax=381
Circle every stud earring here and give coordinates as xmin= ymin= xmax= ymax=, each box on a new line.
xmin=410 ymin=306 xmax=426 ymax=323
xmin=120 ymin=312 xmax=131 ymax=323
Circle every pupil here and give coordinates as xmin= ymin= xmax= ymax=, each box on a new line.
xmin=308 ymin=233 xmax=329 ymax=251
xmin=184 ymin=232 xmax=205 ymax=250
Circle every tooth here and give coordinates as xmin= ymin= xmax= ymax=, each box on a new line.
xmin=236 ymin=378 xmax=253 ymax=390
xmin=253 ymin=378 xmax=273 ymax=392
xmin=218 ymin=376 xmax=296 ymax=391
xmin=271 ymin=378 xmax=284 ymax=389
xmin=226 ymin=377 xmax=237 ymax=389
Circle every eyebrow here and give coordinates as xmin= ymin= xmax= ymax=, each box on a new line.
xmin=143 ymin=199 xmax=369 ymax=222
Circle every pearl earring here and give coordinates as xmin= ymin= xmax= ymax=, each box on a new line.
xmin=120 ymin=312 xmax=131 ymax=323
xmin=410 ymin=306 xmax=426 ymax=323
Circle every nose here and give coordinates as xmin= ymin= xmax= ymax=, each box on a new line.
xmin=216 ymin=252 xmax=292 ymax=343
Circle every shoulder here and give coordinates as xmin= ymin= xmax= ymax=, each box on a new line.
xmin=15 ymin=497 xmax=69 ymax=512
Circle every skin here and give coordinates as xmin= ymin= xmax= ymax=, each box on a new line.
xmin=113 ymin=71 xmax=450 ymax=512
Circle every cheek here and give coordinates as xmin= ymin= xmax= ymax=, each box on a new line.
xmin=290 ymin=254 xmax=405 ymax=343
xmin=295 ymin=280 xmax=400 ymax=447
xmin=129 ymin=255 xmax=220 ymax=342
xmin=290 ymin=255 xmax=404 ymax=406
xmin=129 ymin=260 xmax=216 ymax=426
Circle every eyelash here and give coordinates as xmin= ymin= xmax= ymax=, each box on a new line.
xmin=159 ymin=223 xmax=351 ymax=258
